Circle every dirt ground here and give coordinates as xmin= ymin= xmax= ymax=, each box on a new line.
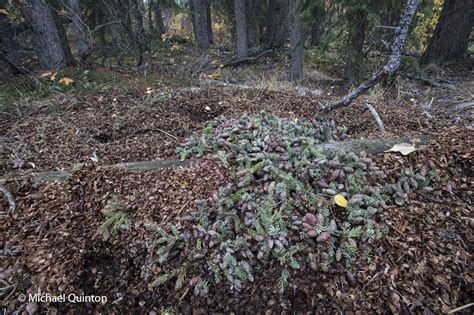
xmin=0 ymin=62 xmax=473 ymax=314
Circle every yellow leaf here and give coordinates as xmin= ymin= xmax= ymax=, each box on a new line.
xmin=207 ymin=71 xmax=221 ymax=79
xmin=334 ymin=194 xmax=348 ymax=208
xmin=219 ymin=64 xmax=224 ymax=69
xmin=40 ymin=72 xmax=52 ymax=78
xmin=170 ymin=44 xmax=180 ymax=52
xmin=58 ymin=77 xmax=74 ymax=86
xmin=50 ymin=72 xmax=57 ymax=81
xmin=0 ymin=9 xmax=8 ymax=15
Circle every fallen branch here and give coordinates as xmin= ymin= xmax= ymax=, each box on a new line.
xmin=318 ymin=0 xmax=419 ymax=116
xmin=0 ymin=134 xmax=434 ymax=184
xmin=0 ymin=185 xmax=16 ymax=212
xmin=211 ymin=49 xmax=273 ymax=68
xmin=364 ymin=102 xmax=386 ymax=134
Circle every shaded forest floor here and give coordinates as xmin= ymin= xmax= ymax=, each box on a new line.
xmin=0 ymin=59 xmax=473 ymax=314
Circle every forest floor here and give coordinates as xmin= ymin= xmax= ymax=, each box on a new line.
xmin=0 ymin=58 xmax=473 ymax=314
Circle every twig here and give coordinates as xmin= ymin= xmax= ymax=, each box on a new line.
xmin=361 ymin=272 xmax=380 ymax=292
xmin=364 ymin=102 xmax=386 ymax=134
xmin=0 ymin=185 xmax=16 ymax=212
xmin=156 ymin=128 xmax=179 ymax=141
xmin=448 ymin=303 xmax=474 ymax=313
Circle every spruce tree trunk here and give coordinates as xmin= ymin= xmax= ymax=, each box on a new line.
xmin=48 ymin=0 xmax=75 ymax=66
xmin=262 ymin=0 xmax=291 ymax=48
xmin=310 ymin=3 xmax=325 ymax=46
xmin=421 ymin=0 xmax=474 ymax=64
xmin=0 ymin=0 xmax=25 ymax=70
xmin=24 ymin=0 xmax=67 ymax=69
xmin=64 ymin=0 xmax=93 ymax=64
xmin=290 ymin=0 xmax=305 ymax=82
xmin=0 ymin=53 xmax=14 ymax=83
xmin=234 ymin=0 xmax=248 ymax=59
xmin=345 ymin=8 xmax=368 ymax=86
xmin=245 ymin=0 xmax=264 ymax=48
xmin=191 ymin=0 xmax=213 ymax=49
xmin=152 ymin=0 xmax=167 ymax=36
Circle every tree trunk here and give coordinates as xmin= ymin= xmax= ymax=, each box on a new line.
xmin=191 ymin=0 xmax=213 ymax=49
xmin=152 ymin=0 xmax=167 ymax=36
xmin=206 ymin=0 xmax=214 ymax=45
xmin=310 ymin=3 xmax=325 ymax=46
xmin=0 ymin=53 xmax=14 ymax=83
xmin=48 ymin=0 xmax=75 ymax=66
xmin=345 ymin=8 xmax=368 ymax=86
xmin=131 ymin=0 xmax=150 ymax=67
xmin=234 ymin=0 xmax=248 ymax=59
xmin=245 ymin=0 xmax=264 ymax=48
xmin=24 ymin=0 xmax=67 ymax=69
xmin=0 ymin=0 xmax=25 ymax=71
xmin=262 ymin=0 xmax=291 ymax=48
xmin=63 ymin=0 xmax=93 ymax=64
xmin=290 ymin=0 xmax=305 ymax=82
xmin=421 ymin=0 xmax=474 ymax=64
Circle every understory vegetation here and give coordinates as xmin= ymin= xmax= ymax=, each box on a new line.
xmin=125 ymin=112 xmax=439 ymax=295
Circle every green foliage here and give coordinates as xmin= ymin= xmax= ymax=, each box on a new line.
xmin=144 ymin=112 xmax=441 ymax=298
xmin=98 ymin=198 xmax=131 ymax=241
xmin=278 ymin=269 xmax=290 ymax=294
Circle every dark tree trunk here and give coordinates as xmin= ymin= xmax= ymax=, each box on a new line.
xmin=64 ymin=0 xmax=93 ymax=64
xmin=152 ymin=0 xmax=167 ymax=36
xmin=290 ymin=0 xmax=305 ymax=82
xmin=234 ymin=0 xmax=248 ymax=59
xmin=0 ymin=52 xmax=15 ymax=83
xmin=345 ymin=8 xmax=368 ymax=86
xmin=0 ymin=0 xmax=25 ymax=71
xmin=245 ymin=0 xmax=264 ymax=48
xmin=421 ymin=0 xmax=474 ymax=64
xmin=191 ymin=0 xmax=213 ymax=49
xmin=206 ymin=1 xmax=214 ymax=45
xmin=24 ymin=0 xmax=67 ymax=69
xmin=310 ymin=3 xmax=325 ymax=46
xmin=48 ymin=0 xmax=75 ymax=66
xmin=262 ymin=0 xmax=291 ymax=48
xmin=132 ymin=0 xmax=150 ymax=67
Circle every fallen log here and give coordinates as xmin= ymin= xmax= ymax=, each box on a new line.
xmin=0 ymin=159 xmax=194 ymax=184
xmin=0 ymin=134 xmax=435 ymax=184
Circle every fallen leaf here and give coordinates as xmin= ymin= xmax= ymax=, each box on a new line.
xmin=58 ymin=77 xmax=74 ymax=86
xmin=0 ymin=8 xmax=8 ymax=15
xmin=385 ymin=143 xmax=417 ymax=155
xmin=334 ymin=194 xmax=348 ymax=208
xmin=40 ymin=72 xmax=53 ymax=78
xmin=50 ymin=72 xmax=57 ymax=81
xmin=205 ymin=106 xmax=211 ymax=111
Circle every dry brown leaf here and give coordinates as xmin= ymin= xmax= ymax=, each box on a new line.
xmin=384 ymin=143 xmax=417 ymax=155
